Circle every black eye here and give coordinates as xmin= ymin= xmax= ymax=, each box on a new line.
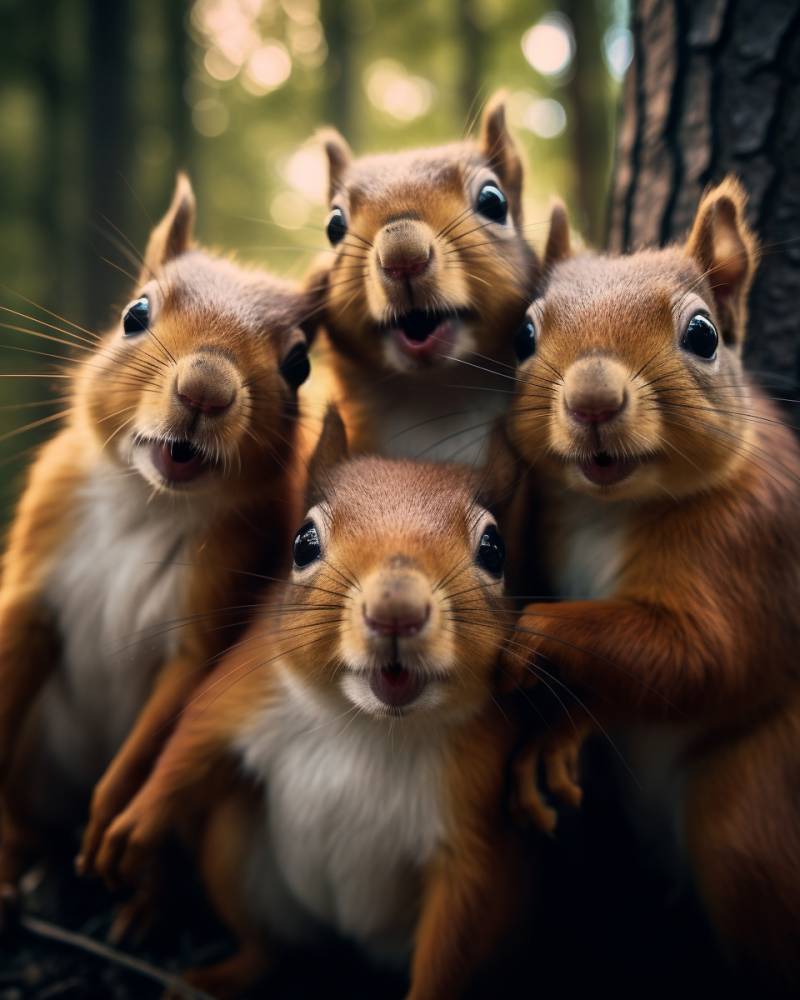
xmin=476 ymin=183 xmax=508 ymax=224
xmin=122 ymin=296 xmax=149 ymax=336
xmin=293 ymin=521 xmax=321 ymax=568
xmin=681 ymin=313 xmax=718 ymax=359
xmin=280 ymin=343 xmax=311 ymax=390
xmin=476 ymin=523 xmax=505 ymax=578
xmin=514 ymin=318 xmax=536 ymax=362
xmin=326 ymin=207 xmax=347 ymax=246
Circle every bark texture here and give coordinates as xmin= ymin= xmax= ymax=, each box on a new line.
xmin=608 ymin=0 xmax=800 ymax=402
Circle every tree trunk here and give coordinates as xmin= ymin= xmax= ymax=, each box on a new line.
xmin=319 ymin=0 xmax=354 ymax=139
xmin=84 ymin=0 xmax=134 ymax=332
xmin=608 ymin=0 xmax=800 ymax=403
xmin=562 ymin=0 xmax=614 ymax=246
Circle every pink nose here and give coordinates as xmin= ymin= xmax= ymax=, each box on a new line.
xmin=363 ymin=579 xmax=431 ymax=637
xmin=381 ymin=256 xmax=430 ymax=282
xmin=177 ymin=390 xmax=234 ymax=416
xmin=567 ymin=398 xmax=626 ymax=425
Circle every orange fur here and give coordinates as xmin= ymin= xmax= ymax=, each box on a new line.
xmin=95 ymin=414 xmax=529 ymax=998
xmin=504 ymin=180 xmax=800 ymax=981
xmin=0 ymin=175 xmax=316 ymax=892
xmin=309 ymin=94 xmax=538 ymax=458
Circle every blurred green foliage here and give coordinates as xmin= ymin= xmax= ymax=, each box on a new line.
xmin=0 ymin=0 xmax=628 ymax=522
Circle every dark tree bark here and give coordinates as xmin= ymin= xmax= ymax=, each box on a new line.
xmin=608 ymin=0 xmax=800 ymax=403
xmin=562 ymin=0 xmax=614 ymax=245
xmin=456 ymin=0 xmax=483 ymax=123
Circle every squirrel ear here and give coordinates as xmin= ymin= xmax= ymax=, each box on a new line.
xmin=298 ymin=255 xmax=331 ymax=347
xmin=544 ymin=200 xmax=571 ymax=269
xmin=142 ymin=172 xmax=195 ymax=279
xmin=685 ymin=177 xmax=757 ymax=347
xmin=306 ymin=404 xmax=349 ymax=508
xmin=479 ymin=91 xmax=524 ymax=225
xmin=318 ymin=128 xmax=352 ymax=203
xmin=479 ymin=420 xmax=523 ymax=517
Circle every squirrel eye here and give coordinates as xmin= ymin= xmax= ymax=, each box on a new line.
xmin=475 ymin=524 xmax=505 ymax=578
xmin=293 ymin=521 xmax=321 ymax=568
xmin=326 ymin=207 xmax=348 ymax=246
xmin=682 ymin=313 xmax=718 ymax=360
xmin=122 ymin=296 xmax=150 ymax=336
xmin=514 ymin=318 xmax=536 ymax=362
xmin=280 ymin=343 xmax=311 ymax=390
xmin=476 ymin=183 xmax=508 ymax=224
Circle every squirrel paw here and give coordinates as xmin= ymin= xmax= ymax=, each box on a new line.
xmin=512 ymin=732 xmax=585 ymax=834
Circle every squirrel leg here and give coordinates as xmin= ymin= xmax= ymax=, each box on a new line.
xmin=686 ymin=705 xmax=800 ymax=984
xmin=172 ymin=790 xmax=270 ymax=999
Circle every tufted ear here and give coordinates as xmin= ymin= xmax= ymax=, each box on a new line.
xmin=298 ymin=255 xmax=331 ymax=347
xmin=685 ymin=178 xmax=757 ymax=348
xmin=478 ymin=420 xmax=524 ymax=520
xmin=305 ymin=404 xmax=349 ymax=508
xmin=142 ymin=172 xmax=195 ymax=279
xmin=479 ymin=91 xmax=525 ymax=226
xmin=544 ymin=199 xmax=571 ymax=270
xmin=317 ymin=127 xmax=352 ymax=203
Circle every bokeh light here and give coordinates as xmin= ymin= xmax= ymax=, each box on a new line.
xmin=521 ymin=13 xmax=575 ymax=77
xmin=604 ymin=27 xmax=633 ymax=81
xmin=365 ymin=60 xmax=434 ymax=122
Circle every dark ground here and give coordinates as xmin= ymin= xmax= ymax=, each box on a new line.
xmin=0 ymin=743 xmax=792 ymax=1000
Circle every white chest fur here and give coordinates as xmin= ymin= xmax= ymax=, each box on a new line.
xmin=357 ymin=364 xmax=509 ymax=466
xmin=236 ymin=672 xmax=446 ymax=960
xmin=550 ymin=493 xmax=630 ymax=601
xmin=38 ymin=463 xmax=195 ymax=795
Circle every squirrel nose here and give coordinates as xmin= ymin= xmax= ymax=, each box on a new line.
xmin=376 ymin=219 xmax=433 ymax=283
xmin=362 ymin=567 xmax=431 ymax=638
xmin=175 ymin=354 xmax=238 ymax=416
xmin=564 ymin=357 xmax=628 ymax=425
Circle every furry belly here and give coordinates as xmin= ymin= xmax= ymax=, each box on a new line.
xmin=237 ymin=686 xmax=445 ymax=959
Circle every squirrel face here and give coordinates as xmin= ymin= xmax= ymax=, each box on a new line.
xmin=81 ymin=175 xmax=312 ymax=497
xmin=282 ymin=412 xmax=508 ymax=721
xmin=318 ymin=94 xmax=538 ymax=374
xmin=508 ymin=180 xmax=758 ymax=502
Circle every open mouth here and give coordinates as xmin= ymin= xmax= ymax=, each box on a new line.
xmin=577 ymin=451 xmax=639 ymax=487
xmin=148 ymin=439 xmax=210 ymax=485
xmin=382 ymin=309 xmax=470 ymax=362
xmin=369 ymin=662 xmax=427 ymax=709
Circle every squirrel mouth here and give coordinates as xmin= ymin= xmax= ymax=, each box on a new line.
xmin=369 ymin=662 xmax=426 ymax=708
xmin=384 ymin=310 xmax=468 ymax=363
xmin=149 ymin=439 xmax=209 ymax=485
xmin=578 ymin=451 xmax=638 ymax=486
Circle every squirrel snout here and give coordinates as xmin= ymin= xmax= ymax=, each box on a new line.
xmin=564 ymin=357 xmax=628 ymax=425
xmin=376 ymin=220 xmax=433 ymax=283
xmin=175 ymin=354 xmax=238 ymax=416
xmin=362 ymin=569 xmax=432 ymax=638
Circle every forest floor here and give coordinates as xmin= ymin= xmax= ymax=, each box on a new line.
xmin=0 ymin=745 xmax=791 ymax=1000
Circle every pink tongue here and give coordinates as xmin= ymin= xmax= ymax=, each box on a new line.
xmin=369 ymin=665 xmax=425 ymax=708
xmin=150 ymin=442 xmax=206 ymax=484
xmin=393 ymin=320 xmax=455 ymax=361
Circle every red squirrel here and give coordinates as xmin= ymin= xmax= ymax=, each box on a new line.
xmin=90 ymin=408 xmax=530 ymax=1000
xmin=312 ymin=93 xmax=539 ymax=463
xmin=503 ymin=179 xmax=800 ymax=981
xmin=0 ymin=174 xmax=317 ymax=903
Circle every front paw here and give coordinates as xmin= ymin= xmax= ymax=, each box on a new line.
xmin=90 ymin=805 xmax=162 ymax=890
xmin=512 ymin=731 xmax=586 ymax=834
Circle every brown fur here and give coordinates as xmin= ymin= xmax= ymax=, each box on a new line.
xmin=94 ymin=420 xmax=529 ymax=998
xmin=505 ymin=179 xmax=800 ymax=981
xmin=0 ymin=175 xmax=315 ymax=889
xmin=310 ymin=94 xmax=538 ymax=456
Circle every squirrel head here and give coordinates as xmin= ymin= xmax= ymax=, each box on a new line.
xmin=508 ymin=178 xmax=758 ymax=501
xmin=80 ymin=174 xmax=317 ymax=499
xmin=314 ymin=93 xmax=538 ymax=375
xmin=279 ymin=407 xmax=509 ymax=722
